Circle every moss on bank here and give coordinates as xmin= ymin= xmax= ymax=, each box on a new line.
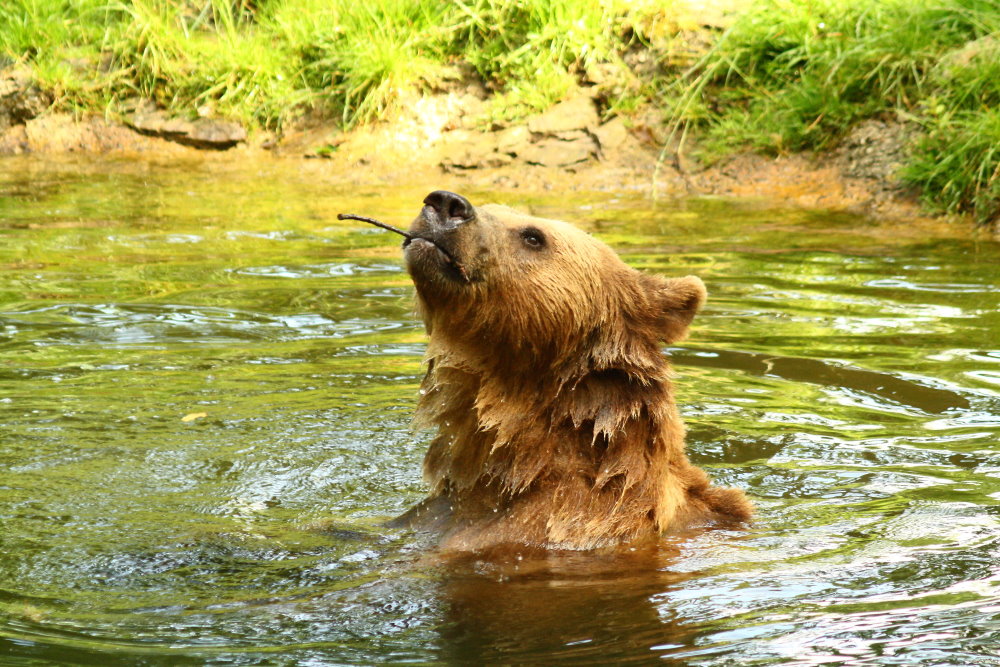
xmin=2 ymin=0 xmax=999 ymax=223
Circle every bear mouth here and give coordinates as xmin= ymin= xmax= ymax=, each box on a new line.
xmin=403 ymin=236 xmax=470 ymax=284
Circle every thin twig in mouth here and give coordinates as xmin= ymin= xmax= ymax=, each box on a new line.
xmin=338 ymin=212 xmax=471 ymax=284
xmin=337 ymin=213 xmax=414 ymax=240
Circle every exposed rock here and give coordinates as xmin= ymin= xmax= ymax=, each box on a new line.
xmin=448 ymin=94 xmax=487 ymax=130
xmin=187 ymin=118 xmax=247 ymax=148
xmin=583 ymin=63 xmax=641 ymax=102
xmin=0 ymin=124 xmax=29 ymax=154
xmin=583 ymin=63 xmax=623 ymax=89
xmin=276 ymin=124 xmax=345 ymax=158
xmin=517 ymin=135 xmax=597 ymax=167
xmin=440 ymin=129 xmax=511 ymax=170
xmin=592 ymin=117 xmax=630 ymax=154
xmin=835 ymin=119 xmax=911 ymax=186
xmin=527 ymin=95 xmax=600 ymax=135
xmin=496 ymin=125 xmax=530 ymax=154
xmin=434 ymin=95 xmax=603 ymax=171
xmin=33 ymin=114 xmax=191 ymax=154
xmin=0 ymin=68 xmax=52 ymax=132
xmin=128 ymin=104 xmax=246 ymax=150
xmin=0 ymin=112 xmax=195 ymax=155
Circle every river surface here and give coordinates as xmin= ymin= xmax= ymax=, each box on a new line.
xmin=1 ymin=156 xmax=999 ymax=665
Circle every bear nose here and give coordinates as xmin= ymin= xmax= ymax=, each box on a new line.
xmin=423 ymin=190 xmax=473 ymax=222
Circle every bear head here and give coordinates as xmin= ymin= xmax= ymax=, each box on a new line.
xmin=404 ymin=190 xmax=706 ymax=379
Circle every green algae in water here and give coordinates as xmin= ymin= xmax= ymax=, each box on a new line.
xmin=1 ymin=156 xmax=1000 ymax=664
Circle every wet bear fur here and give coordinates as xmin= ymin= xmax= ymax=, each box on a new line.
xmin=395 ymin=192 xmax=752 ymax=551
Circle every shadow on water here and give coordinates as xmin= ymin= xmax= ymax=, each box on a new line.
xmin=1 ymin=156 xmax=1000 ymax=664
xmin=672 ymin=347 xmax=971 ymax=414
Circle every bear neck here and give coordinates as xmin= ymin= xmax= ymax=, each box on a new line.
xmin=415 ymin=333 xmax=697 ymax=548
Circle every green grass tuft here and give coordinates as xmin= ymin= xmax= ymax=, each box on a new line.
xmin=0 ymin=0 xmax=652 ymax=129
xmin=667 ymin=0 xmax=1000 ymax=222
xmin=903 ymin=107 xmax=1000 ymax=224
xmin=452 ymin=0 xmax=624 ymax=121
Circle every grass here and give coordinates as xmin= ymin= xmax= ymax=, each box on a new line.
xmin=905 ymin=106 xmax=1000 ymax=223
xmin=666 ymin=0 xmax=1000 ymax=223
xmin=0 ymin=0 xmax=656 ymax=129
xmin=2 ymin=0 xmax=1000 ymax=223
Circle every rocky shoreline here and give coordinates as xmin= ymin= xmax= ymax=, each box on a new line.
xmin=0 ymin=65 xmax=949 ymax=225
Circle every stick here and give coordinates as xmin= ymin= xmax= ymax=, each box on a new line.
xmin=337 ymin=213 xmax=414 ymax=240
xmin=339 ymin=212 xmax=470 ymax=284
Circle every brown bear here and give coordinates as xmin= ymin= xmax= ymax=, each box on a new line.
xmin=392 ymin=190 xmax=751 ymax=551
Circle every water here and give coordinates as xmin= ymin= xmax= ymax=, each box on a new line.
xmin=1 ymin=156 xmax=999 ymax=665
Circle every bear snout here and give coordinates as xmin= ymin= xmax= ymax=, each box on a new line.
xmin=422 ymin=190 xmax=474 ymax=225
xmin=409 ymin=191 xmax=475 ymax=256
xmin=406 ymin=191 xmax=484 ymax=286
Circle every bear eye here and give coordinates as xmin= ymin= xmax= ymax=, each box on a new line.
xmin=520 ymin=227 xmax=546 ymax=250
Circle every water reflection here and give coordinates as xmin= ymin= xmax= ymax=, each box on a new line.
xmin=434 ymin=545 xmax=696 ymax=664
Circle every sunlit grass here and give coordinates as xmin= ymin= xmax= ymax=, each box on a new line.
xmin=283 ymin=0 xmax=453 ymax=127
xmin=452 ymin=0 xmax=626 ymax=121
xmin=903 ymin=107 xmax=1000 ymax=224
xmin=666 ymin=0 xmax=1000 ymax=223
xmin=0 ymin=0 xmax=657 ymax=129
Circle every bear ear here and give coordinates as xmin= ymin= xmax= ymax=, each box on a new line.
xmin=640 ymin=274 xmax=707 ymax=343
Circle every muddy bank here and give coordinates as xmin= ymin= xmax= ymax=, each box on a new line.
xmin=0 ymin=66 xmax=945 ymax=225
